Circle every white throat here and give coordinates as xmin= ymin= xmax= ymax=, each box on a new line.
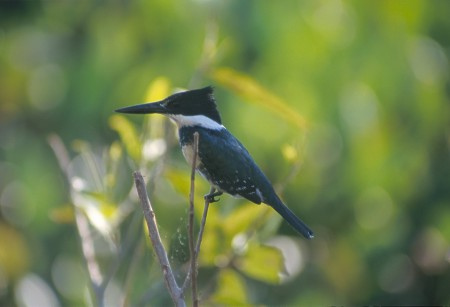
xmin=168 ymin=114 xmax=224 ymax=130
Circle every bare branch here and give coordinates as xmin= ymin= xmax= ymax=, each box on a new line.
xmin=195 ymin=187 xmax=213 ymax=255
xmin=182 ymin=187 xmax=212 ymax=292
xmin=133 ymin=171 xmax=185 ymax=307
xmin=188 ymin=132 xmax=200 ymax=307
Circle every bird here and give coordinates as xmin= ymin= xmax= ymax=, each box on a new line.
xmin=115 ymin=86 xmax=314 ymax=239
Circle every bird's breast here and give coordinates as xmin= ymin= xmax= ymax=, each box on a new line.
xmin=181 ymin=143 xmax=201 ymax=168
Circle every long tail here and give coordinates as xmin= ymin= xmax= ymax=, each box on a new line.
xmin=269 ymin=197 xmax=314 ymax=239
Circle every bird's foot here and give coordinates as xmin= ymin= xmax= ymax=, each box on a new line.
xmin=204 ymin=190 xmax=223 ymax=203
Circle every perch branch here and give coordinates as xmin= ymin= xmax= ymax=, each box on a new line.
xmin=182 ymin=187 xmax=212 ymax=292
xmin=188 ymin=132 xmax=200 ymax=307
xmin=182 ymin=136 xmax=213 ymax=292
xmin=195 ymin=187 xmax=213 ymax=256
xmin=133 ymin=171 xmax=185 ymax=307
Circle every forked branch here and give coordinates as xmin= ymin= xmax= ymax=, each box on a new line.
xmin=133 ymin=172 xmax=185 ymax=307
xmin=134 ymin=131 xmax=211 ymax=306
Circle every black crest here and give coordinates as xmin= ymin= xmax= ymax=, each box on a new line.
xmin=164 ymin=86 xmax=222 ymax=124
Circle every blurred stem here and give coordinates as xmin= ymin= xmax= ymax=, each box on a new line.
xmin=188 ymin=19 xmax=219 ymax=88
xmin=47 ymin=134 xmax=105 ymax=307
xmin=74 ymin=209 xmax=105 ymax=306
xmin=133 ymin=171 xmax=186 ymax=307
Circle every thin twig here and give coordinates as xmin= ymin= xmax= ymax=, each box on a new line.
xmin=133 ymin=171 xmax=185 ymax=307
xmin=195 ymin=188 xmax=213 ymax=256
xmin=74 ymin=211 xmax=105 ymax=305
xmin=188 ymin=132 xmax=200 ymax=307
xmin=47 ymin=134 xmax=105 ymax=307
xmin=182 ymin=188 xmax=212 ymax=292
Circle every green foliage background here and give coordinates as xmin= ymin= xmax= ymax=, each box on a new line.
xmin=0 ymin=0 xmax=449 ymax=306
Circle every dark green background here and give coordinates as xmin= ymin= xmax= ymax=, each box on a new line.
xmin=0 ymin=1 xmax=449 ymax=306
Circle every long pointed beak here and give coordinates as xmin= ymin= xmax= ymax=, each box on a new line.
xmin=115 ymin=101 xmax=167 ymax=114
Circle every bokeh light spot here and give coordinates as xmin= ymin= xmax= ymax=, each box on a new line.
xmin=378 ymin=254 xmax=415 ymax=293
xmin=143 ymin=138 xmax=167 ymax=161
xmin=339 ymin=82 xmax=379 ymax=135
xmin=15 ymin=273 xmax=60 ymax=307
xmin=408 ymin=36 xmax=448 ymax=85
xmin=412 ymin=228 xmax=448 ymax=275
xmin=266 ymin=235 xmax=305 ymax=283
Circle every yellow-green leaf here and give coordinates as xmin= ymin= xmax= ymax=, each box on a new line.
xmin=197 ymin=202 xmax=225 ymax=266
xmin=109 ymin=140 xmax=123 ymax=161
xmin=237 ymin=243 xmax=283 ymax=284
xmin=106 ymin=141 xmax=123 ymax=189
xmin=144 ymin=76 xmax=171 ymax=102
xmin=143 ymin=77 xmax=172 ymax=140
xmin=222 ymin=202 xmax=266 ymax=238
xmin=0 ymin=223 xmax=30 ymax=279
xmin=210 ymin=269 xmax=250 ymax=306
xmin=211 ymin=67 xmax=308 ymax=130
xmin=164 ymin=168 xmax=191 ymax=197
xmin=109 ymin=114 xmax=142 ymax=162
xmin=164 ymin=168 xmax=208 ymax=211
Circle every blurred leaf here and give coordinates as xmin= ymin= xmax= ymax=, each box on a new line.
xmin=323 ymin=239 xmax=368 ymax=297
xmin=164 ymin=168 xmax=191 ymax=197
xmin=83 ymin=190 xmax=107 ymax=201
xmin=0 ymin=223 xmax=30 ymax=279
xmin=222 ymin=202 xmax=265 ymax=238
xmin=105 ymin=141 xmax=123 ymax=190
xmin=198 ymin=204 xmax=224 ymax=266
xmin=49 ymin=204 xmax=75 ymax=224
xmin=143 ymin=77 xmax=172 ymax=141
xmin=74 ymin=191 xmax=119 ymax=237
xmin=237 ymin=243 xmax=283 ymax=284
xmin=109 ymin=114 xmax=142 ymax=162
xmin=99 ymin=202 xmax=118 ymax=220
xmin=211 ymin=67 xmax=308 ymax=130
xmin=82 ymin=204 xmax=113 ymax=237
xmin=109 ymin=140 xmax=123 ymax=161
xmin=210 ymin=269 xmax=249 ymax=306
xmin=164 ymin=167 xmax=208 ymax=211
xmin=144 ymin=76 xmax=171 ymax=102
xmin=85 ymin=191 xmax=120 ymax=218
xmin=198 ymin=222 xmax=220 ymax=266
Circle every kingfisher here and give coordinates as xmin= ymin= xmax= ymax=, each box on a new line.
xmin=115 ymin=86 xmax=313 ymax=239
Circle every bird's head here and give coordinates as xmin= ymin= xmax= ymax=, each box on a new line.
xmin=115 ymin=86 xmax=223 ymax=129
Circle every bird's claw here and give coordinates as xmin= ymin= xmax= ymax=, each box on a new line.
xmin=204 ymin=194 xmax=219 ymax=203
xmin=204 ymin=191 xmax=223 ymax=203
